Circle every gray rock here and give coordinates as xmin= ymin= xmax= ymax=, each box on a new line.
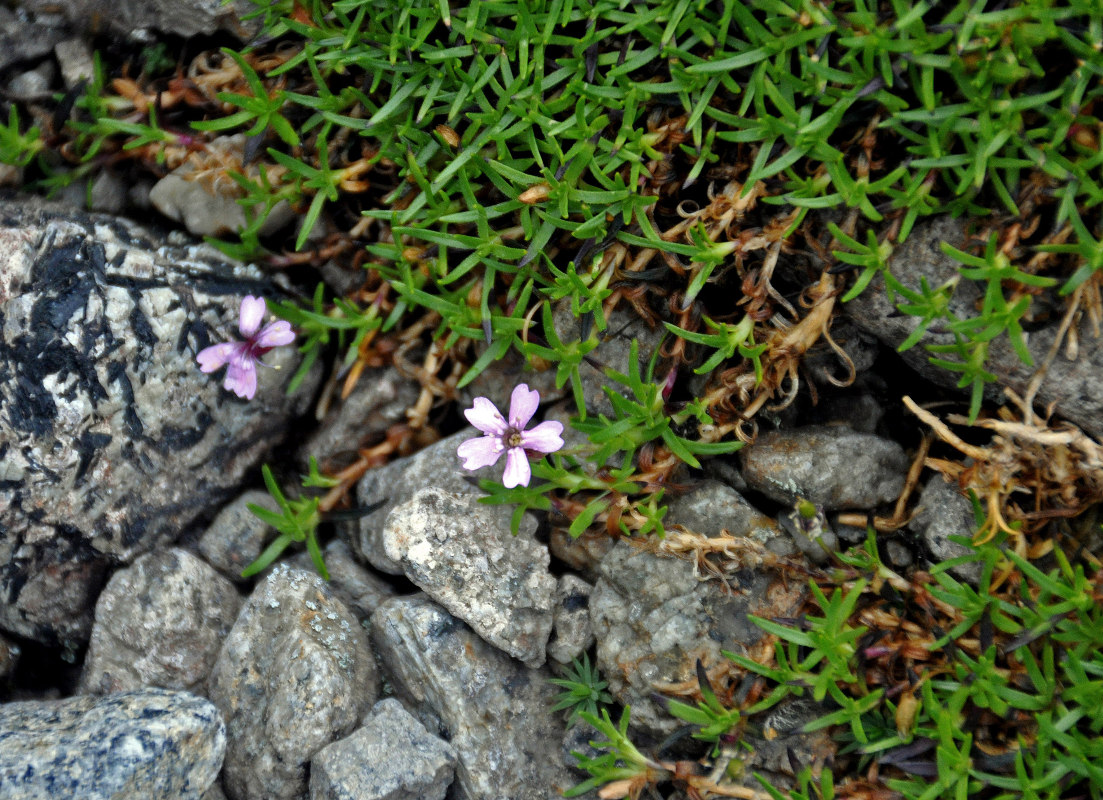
xmin=22 ymin=0 xmax=260 ymax=38
xmin=547 ymin=575 xmax=594 ymax=665
xmin=370 ymin=596 xmax=576 ymax=800
xmin=739 ymin=424 xmax=908 ymax=509
xmin=150 ymin=136 xmax=295 ymax=239
xmin=7 ymin=64 xmax=54 ymax=101
xmin=89 ymin=170 xmax=127 ymax=214
xmin=0 ymin=7 xmax=68 ymax=75
xmin=383 ymin=488 xmax=555 ymax=667
xmin=283 ymin=539 xmax=398 ymax=623
xmin=666 ymin=480 xmax=795 ymax=555
xmin=300 ymin=365 xmax=419 ymax=470
xmin=79 ymin=548 xmax=242 ymax=695
xmin=310 ymin=698 xmax=457 ymax=800
xmin=202 ymin=783 xmax=228 ymax=800
xmin=0 ymin=197 xmax=318 ymax=645
xmin=846 ymin=217 xmax=1103 ymax=440
xmin=458 ymin=347 xmax=562 ymax=421
xmin=803 ymin=318 xmax=879 ymax=387
xmin=910 ymin=477 xmax=982 ymax=583
xmin=209 ymin=566 xmax=379 ymax=800
xmin=884 ymin=539 xmax=914 ymax=569
xmin=778 ymin=502 xmax=840 ymax=564
xmin=54 ymin=37 xmax=96 ymax=89
xmin=0 ymin=688 xmax=225 ymax=800
xmin=356 ymin=430 xmax=528 ymax=574
xmin=590 ymin=541 xmax=805 ymax=734
xmin=198 ymin=490 xmax=279 ymax=581
xmin=743 ymin=698 xmax=835 ymax=784
xmin=0 ymin=633 xmax=19 ymax=680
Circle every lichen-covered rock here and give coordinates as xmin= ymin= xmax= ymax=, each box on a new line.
xmin=370 ymin=596 xmax=576 ymax=800
xmin=0 ymin=197 xmax=318 ymax=645
xmin=208 ymin=566 xmax=379 ymax=800
xmin=356 ymin=430 xmax=534 ymax=574
xmin=382 ymin=488 xmax=555 ymax=666
xmin=0 ymin=688 xmax=225 ymax=800
xmin=310 ymin=698 xmax=457 ymax=800
xmin=79 ymin=548 xmax=242 ymax=695
xmin=283 ymin=539 xmax=398 ymax=624
xmin=739 ymin=425 xmax=908 ymax=510
xmin=590 ymin=541 xmax=805 ymax=734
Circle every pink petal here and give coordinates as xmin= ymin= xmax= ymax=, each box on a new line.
xmin=238 ymin=296 xmax=267 ymax=337
xmin=457 ymin=435 xmax=504 ymax=470
xmin=508 ymin=383 xmax=540 ymax=429
xmin=225 ymin=358 xmax=258 ymax=399
xmin=520 ymin=420 xmax=564 ymax=454
xmin=197 ymin=342 xmax=240 ymax=373
xmin=501 ymin=447 xmax=532 ymax=488
xmin=464 ymin=397 xmax=509 ymax=436
xmin=254 ymin=320 xmax=296 ymax=348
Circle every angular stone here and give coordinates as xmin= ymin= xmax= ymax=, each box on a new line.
xmin=590 ymin=541 xmax=805 ymax=734
xmin=0 ymin=688 xmax=225 ymax=800
xmin=356 ymin=430 xmax=533 ymax=574
xmin=198 ymin=490 xmax=278 ymax=581
xmin=79 ymin=548 xmax=242 ymax=695
xmin=209 ymin=566 xmax=379 ymax=800
xmin=547 ymin=575 xmax=594 ymax=666
xmin=370 ymin=596 xmax=576 ymax=800
xmin=310 ymin=698 xmax=456 ymax=800
xmin=0 ymin=198 xmax=318 ymax=645
xmin=739 ymin=425 xmax=908 ymax=510
xmin=382 ymin=488 xmax=555 ymax=666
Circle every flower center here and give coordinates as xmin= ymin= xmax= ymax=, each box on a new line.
xmin=506 ymin=429 xmax=524 ymax=448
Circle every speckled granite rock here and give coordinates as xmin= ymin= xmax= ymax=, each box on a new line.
xmin=370 ymin=595 xmax=576 ymax=800
xmin=590 ymin=541 xmax=805 ymax=734
xmin=547 ymin=574 xmax=594 ymax=665
xmin=382 ymin=488 xmax=555 ymax=667
xmin=21 ymin=0 xmax=260 ymax=38
xmin=0 ymin=197 xmax=318 ymax=645
xmin=310 ymin=698 xmax=457 ymax=800
xmin=356 ymin=430 xmax=535 ymax=574
xmin=198 ymin=490 xmax=278 ymax=581
xmin=739 ymin=424 xmax=908 ymax=509
xmin=79 ymin=548 xmax=242 ymax=695
xmin=208 ymin=566 xmax=379 ymax=800
xmin=0 ymin=688 xmax=225 ymax=800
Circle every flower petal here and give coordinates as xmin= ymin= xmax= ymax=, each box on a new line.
xmin=254 ymin=320 xmax=296 ymax=348
xmin=457 ymin=435 xmax=504 ymax=470
xmin=197 ymin=342 xmax=239 ymax=373
xmin=464 ymin=397 xmax=509 ymax=436
xmin=507 ymin=383 xmax=540 ymax=429
xmin=225 ymin=358 xmax=258 ymax=399
xmin=238 ymin=296 xmax=267 ymax=337
xmin=520 ymin=420 xmax=564 ymax=454
xmin=501 ymin=447 xmax=531 ymax=488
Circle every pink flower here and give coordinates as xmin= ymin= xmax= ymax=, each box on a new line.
xmin=197 ymin=296 xmax=296 ymax=399
xmin=457 ymin=384 xmax=565 ymax=488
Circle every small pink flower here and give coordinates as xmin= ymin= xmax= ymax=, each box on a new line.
xmin=197 ymin=296 xmax=296 ymax=399
xmin=457 ymin=384 xmax=565 ymax=488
